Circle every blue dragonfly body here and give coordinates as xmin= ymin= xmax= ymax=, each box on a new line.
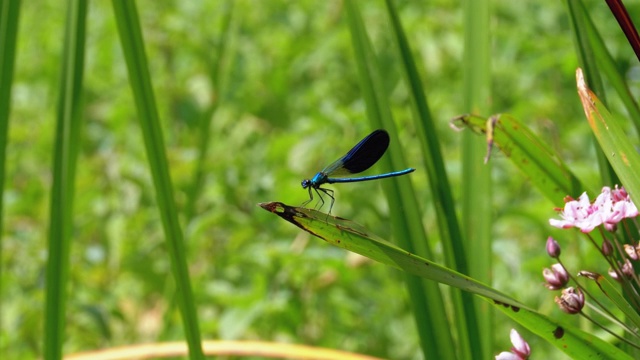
xmin=301 ymin=129 xmax=415 ymax=211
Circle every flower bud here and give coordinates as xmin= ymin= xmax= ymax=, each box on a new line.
xmin=554 ymin=287 xmax=585 ymax=314
xmin=621 ymin=259 xmax=634 ymax=278
xmin=546 ymin=236 xmax=561 ymax=258
xmin=543 ymin=263 xmax=569 ymax=290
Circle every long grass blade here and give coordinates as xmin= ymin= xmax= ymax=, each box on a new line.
xmin=110 ymin=1 xmax=204 ymax=359
xmin=43 ymin=1 xmax=87 ymax=359
xmin=460 ymin=0 xmax=492 ymax=357
xmin=384 ymin=1 xmax=479 ymax=358
xmin=0 ymin=0 xmax=21 ymax=348
xmin=344 ymin=1 xmax=455 ymax=358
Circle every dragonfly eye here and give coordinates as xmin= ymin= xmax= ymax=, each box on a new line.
xmin=301 ymin=179 xmax=311 ymax=188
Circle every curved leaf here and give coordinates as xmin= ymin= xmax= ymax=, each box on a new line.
xmin=260 ymin=201 xmax=631 ymax=359
xmin=260 ymin=201 xmax=524 ymax=307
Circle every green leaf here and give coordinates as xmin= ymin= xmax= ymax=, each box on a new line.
xmin=566 ymin=0 xmax=618 ymax=187
xmin=260 ymin=201 xmax=523 ymax=307
xmin=384 ymin=1 xmax=481 ymax=357
xmin=44 ymin=1 xmax=87 ymax=359
xmin=452 ymin=113 xmax=587 ymax=203
xmin=345 ymin=1 xmax=455 ymax=357
xmin=460 ymin=0 xmax=493 ymax=357
xmin=576 ymin=68 xmax=640 ymax=210
xmin=590 ymin=274 xmax=640 ymax=335
xmin=0 ymin=0 xmax=21 ymax=342
xmin=111 ymin=1 xmax=204 ymax=359
xmin=494 ymin=301 xmax=633 ymax=360
xmin=260 ymin=201 xmax=632 ymax=359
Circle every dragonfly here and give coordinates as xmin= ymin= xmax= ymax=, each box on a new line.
xmin=301 ymin=129 xmax=415 ymax=212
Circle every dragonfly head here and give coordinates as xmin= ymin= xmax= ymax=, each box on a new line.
xmin=301 ymin=179 xmax=311 ymax=189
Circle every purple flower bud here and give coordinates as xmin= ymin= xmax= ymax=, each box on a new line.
xmin=622 ymin=259 xmax=635 ymax=278
xmin=543 ymin=263 xmax=569 ymax=290
xmin=610 ymin=260 xmax=634 ymax=282
xmin=554 ymin=287 xmax=585 ymax=314
xmin=546 ymin=237 xmax=561 ymax=258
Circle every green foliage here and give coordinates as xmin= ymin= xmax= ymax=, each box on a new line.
xmin=2 ymin=0 xmax=639 ymax=359
xmin=261 ymin=202 xmax=631 ymax=359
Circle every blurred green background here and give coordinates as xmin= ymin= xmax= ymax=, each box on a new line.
xmin=3 ymin=0 xmax=639 ymax=358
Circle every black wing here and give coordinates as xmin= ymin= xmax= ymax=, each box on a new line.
xmin=337 ymin=129 xmax=390 ymax=174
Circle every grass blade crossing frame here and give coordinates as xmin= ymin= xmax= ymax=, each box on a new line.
xmin=0 ymin=0 xmax=21 ymax=346
xmin=460 ymin=0 xmax=492 ymax=357
xmin=384 ymin=1 xmax=480 ymax=358
xmin=111 ymin=1 xmax=204 ymax=359
xmin=344 ymin=1 xmax=455 ymax=358
xmin=43 ymin=1 xmax=87 ymax=359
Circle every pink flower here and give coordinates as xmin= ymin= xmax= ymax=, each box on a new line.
xmin=595 ymin=186 xmax=638 ymax=230
xmin=495 ymin=329 xmax=531 ymax=360
xmin=550 ymin=187 xmax=638 ymax=233
xmin=549 ymin=192 xmax=602 ymax=232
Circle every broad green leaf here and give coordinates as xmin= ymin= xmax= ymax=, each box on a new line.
xmin=576 ymin=68 xmax=640 ymax=211
xmin=260 ymin=201 xmax=524 ymax=307
xmin=451 ymin=113 xmax=586 ymax=203
xmin=260 ymin=201 xmax=632 ymax=359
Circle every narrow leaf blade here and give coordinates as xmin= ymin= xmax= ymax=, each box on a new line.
xmin=576 ymin=68 xmax=640 ymax=205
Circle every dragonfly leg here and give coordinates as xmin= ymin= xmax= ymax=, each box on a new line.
xmin=317 ymin=187 xmax=335 ymax=213
xmin=301 ymin=187 xmax=314 ymax=207
xmin=312 ymin=188 xmax=324 ymax=210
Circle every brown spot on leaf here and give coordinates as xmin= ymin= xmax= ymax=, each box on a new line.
xmin=553 ymin=326 xmax=564 ymax=339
